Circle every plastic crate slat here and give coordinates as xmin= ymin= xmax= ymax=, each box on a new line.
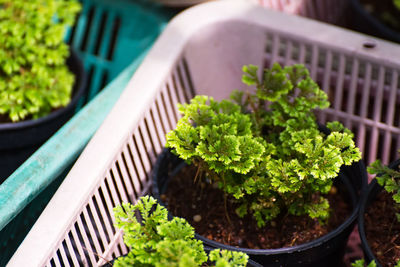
xmin=54 ymin=252 xmax=63 ymax=267
xmin=310 ymin=45 xmax=319 ymax=80
xmin=97 ymin=11 xmax=118 ymax=60
xmin=155 ymin=92 xmax=172 ymax=134
xmin=123 ymin=143 xmax=144 ymax=197
xmin=369 ymin=66 xmax=386 ymax=163
xmin=160 ymin=85 xmax=178 ymax=128
xmin=145 ymin=109 xmax=163 ymax=152
xmin=92 ymin=189 xmax=114 ymax=245
xmin=98 ymin=229 xmax=124 ymax=265
xmin=127 ymin=136 xmax=148 ymax=190
xmin=298 ymin=43 xmax=306 ymax=64
xmin=83 ymin=6 xmax=104 ymax=54
xmin=71 ymin=3 xmax=92 ymax=49
xmin=383 ymin=71 xmax=399 ymax=163
xmin=178 ymin=60 xmax=196 ymax=100
xmin=118 ymin=150 xmax=139 ymax=202
xmin=81 ymin=206 xmax=104 ymax=260
xmin=345 ymin=58 xmax=360 ymax=127
xmin=113 ymin=156 xmax=132 ymax=203
xmin=165 ymin=76 xmax=182 ymax=123
xmin=98 ymin=181 xmax=117 ymax=235
xmin=357 ymin=63 xmax=373 ymax=154
xmin=270 ymin=34 xmax=280 ymax=67
xmin=150 ymin=102 xmax=167 ymax=149
xmin=69 ymin=225 xmax=88 ymax=267
xmin=75 ymin=217 xmax=97 ymax=266
xmin=171 ymin=70 xmax=187 ymax=106
xmin=65 ymin=236 xmax=81 ymax=267
xmin=332 ymin=54 xmax=346 ymax=120
xmin=319 ymin=50 xmax=333 ymax=123
xmin=58 ymin=244 xmax=70 ymax=267
xmin=373 ymin=66 xmax=386 ymax=123
xmin=105 ymin=171 xmax=123 ymax=208
xmin=385 ymin=70 xmax=398 ymax=126
xmin=283 ymin=40 xmax=293 ymax=66
xmin=138 ymin=120 xmax=157 ymax=167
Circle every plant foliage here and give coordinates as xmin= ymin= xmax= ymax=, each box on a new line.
xmin=113 ymin=196 xmax=249 ymax=267
xmin=166 ymin=63 xmax=361 ymax=227
xmin=351 ymin=259 xmax=377 ymax=267
xmin=368 ymin=160 xmax=400 ymax=222
xmin=0 ymin=0 xmax=81 ymax=122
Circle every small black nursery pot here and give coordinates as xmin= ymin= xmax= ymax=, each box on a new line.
xmin=100 ymin=247 xmax=263 ymax=267
xmin=0 ymin=50 xmax=86 ymax=183
xmin=153 ymin=149 xmax=367 ymax=267
xmin=358 ymin=159 xmax=400 ymax=267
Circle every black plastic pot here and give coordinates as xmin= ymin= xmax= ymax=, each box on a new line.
xmin=153 ymin=149 xmax=367 ymax=267
xmin=0 ymin=50 xmax=86 ymax=183
xmin=101 ymin=247 xmax=263 ymax=267
xmin=349 ymin=0 xmax=400 ymax=43
xmin=358 ymin=159 xmax=400 ymax=267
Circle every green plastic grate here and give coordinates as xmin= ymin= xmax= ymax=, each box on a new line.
xmin=68 ymin=0 xmax=173 ymax=103
xmin=0 ymin=0 xmax=176 ymax=265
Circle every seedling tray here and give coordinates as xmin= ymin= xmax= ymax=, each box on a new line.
xmin=0 ymin=0 xmax=174 ymax=265
xmin=9 ymin=0 xmax=400 ymax=266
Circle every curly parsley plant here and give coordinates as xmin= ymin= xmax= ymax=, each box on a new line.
xmin=166 ymin=63 xmax=361 ymax=227
xmin=113 ymin=196 xmax=249 ymax=267
xmin=0 ymin=0 xmax=81 ymax=122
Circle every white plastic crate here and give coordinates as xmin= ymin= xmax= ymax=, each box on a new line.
xmin=9 ymin=1 xmax=400 ymax=266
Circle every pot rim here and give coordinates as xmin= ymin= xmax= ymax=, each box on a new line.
xmin=358 ymin=158 xmax=400 ymax=266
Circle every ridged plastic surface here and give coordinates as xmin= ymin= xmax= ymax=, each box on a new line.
xmin=0 ymin=0 xmax=172 ymax=265
xmin=11 ymin=0 xmax=400 ymax=266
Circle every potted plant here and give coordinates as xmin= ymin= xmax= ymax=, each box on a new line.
xmin=349 ymin=0 xmax=400 ymax=43
xmin=106 ymin=195 xmax=261 ymax=266
xmin=153 ymin=63 xmax=365 ymax=266
xmin=0 ymin=0 xmax=85 ymax=182
xmin=358 ymin=159 xmax=400 ymax=266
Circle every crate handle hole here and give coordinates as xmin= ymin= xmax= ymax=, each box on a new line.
xmin=363 ymin=40 xmax=377 ymax=49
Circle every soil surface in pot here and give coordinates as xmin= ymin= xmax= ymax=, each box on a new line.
xmin=161 ymin=165 xmax=352 ymax=249
xmin=360 ymin=0 xmax=400 ymax=32
xmin=364 ymin=190 xmax=400 ymax=266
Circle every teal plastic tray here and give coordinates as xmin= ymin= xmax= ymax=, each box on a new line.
xmin=0 ymin=0 xmax=176 ymax=265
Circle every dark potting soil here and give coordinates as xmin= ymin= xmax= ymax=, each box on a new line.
xmin=161 ymin=165 xmax=352 ymax=249
xmin=364 ymin=190 xmax=400 ymax=266
xmin=360 ymin=0 xmax=400 ymax=32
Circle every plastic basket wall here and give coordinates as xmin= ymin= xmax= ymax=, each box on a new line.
xmin=9 ymin=1 xmax=400 ymax=266
xmin=0 ymin=0 xmax=172 ymax=265
xmin=254 ymin=0 xmax=349 ymax=25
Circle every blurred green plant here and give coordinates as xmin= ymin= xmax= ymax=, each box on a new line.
xmin=0 ymin=0 xmax=81 ymax=122
xmin=351 ymin=259 xmax=377 ymax=267
xmin=368 ymin=160 xmax=400 ymax=222
xmin=394 ymin=0 xmax=400 ymax=10
xmin=113 ymin=196 xmax=249 ymax=267
xmin=166 ymin=63 xmax=361 ymax=227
